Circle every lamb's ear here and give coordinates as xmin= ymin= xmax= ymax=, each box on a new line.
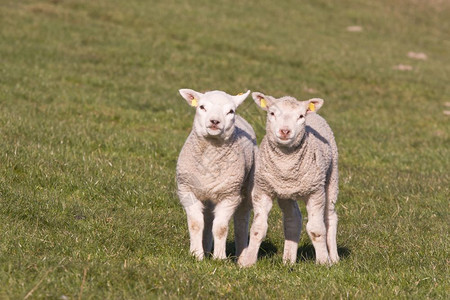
xmin=306 ymin=98 xmax=324 ymax=113
xmin=231 ymin=90 xmax=251 ymax=107
xmin=179 ymin=89 xmax=203 ymax=107
xmin=252 ymin=92 xmax=275 ymax=111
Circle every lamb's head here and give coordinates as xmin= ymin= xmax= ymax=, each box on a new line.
xmin=179 ymin=89 xmax=250 ymax=141
xmin=252 ymin=92 xmax=324 ymax=148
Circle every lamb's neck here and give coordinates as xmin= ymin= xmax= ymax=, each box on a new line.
xmin=266 ymin=133 xmax=308 ymax=158
xmin=191 ymin=130 xmax=236 ymax=154
xmin=262 ymin=133 xmax=310 ymax=175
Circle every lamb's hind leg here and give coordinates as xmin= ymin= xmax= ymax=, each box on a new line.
xmin=325 ymin=164 xmax=339 ymax=263
xmin=305 ymin=189 xmax=330 ymax=264
xmin=202 ymin=202 xmax=214 ymax=256
xmin=278 ymin=199 xmax=302 ymax=264
xmin=234 ymin=198 xmax=251 ymax=258
xmin=234 ymin=172 xmax=254 ymax=259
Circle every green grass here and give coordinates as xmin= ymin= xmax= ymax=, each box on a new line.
xmin=1 ymin=0 xmax=449 ymax=298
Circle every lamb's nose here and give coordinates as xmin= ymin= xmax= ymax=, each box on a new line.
xmin=280 ymin=129 xmax=290 ymax=136
xmin=210 ymin=119 xmax=220 ymax=125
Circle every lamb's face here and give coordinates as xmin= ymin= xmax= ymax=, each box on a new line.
xmin=252 ymin=92 xmax=324 ymax=148
xmin=179 ymin=89 xmax=250 ymax=141
xmin=194 ymin=92 xmax=238 ymax=140
xmin=267 ymin=98 xmax=309 ymax=147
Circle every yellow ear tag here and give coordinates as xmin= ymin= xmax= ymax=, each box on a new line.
xmin=309 ymin=102 xmax=315 ymax=112
xmin=191 ymin=99 xmax=198 ymax=107
xmin=260 ymin=98 xmax=267 ymax=108
xmin=237 ymin=92 xmax=244 ymax=95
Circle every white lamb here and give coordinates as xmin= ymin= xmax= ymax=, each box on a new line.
xmin=177 ymin=89 xmax=256 ymax=260
xmin=238 ymin=92 xmax=339 ymax=267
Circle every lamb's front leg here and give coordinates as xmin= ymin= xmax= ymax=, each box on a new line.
xmin=306 ymin=189 xmax=330 ymax=264
xmin=181 ymin=193 xmax=205 ymax=260
xmin=278 ymin=199 xmax=302 ymax=264
xmin=238 ymin=191 xmax=273 ymax=267
xmin=212 ymin=197 xmax=240 ymax=259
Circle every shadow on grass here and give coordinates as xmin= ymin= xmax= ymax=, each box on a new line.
xmin=258 ymin=241 xmax=278 ymax=259
xmin=226 ymin=240 xmax=350 ymax=262
xmin=226 ymin=240 xmax=278 ymax=260
xmin=297 ymin=244 xmax=351 ymax=262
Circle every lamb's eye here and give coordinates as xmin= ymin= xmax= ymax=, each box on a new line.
xmin=199 ymin=105 xmax=206 ymax=111
xmin=270 ymin=112 xmax=275 ymax=116
xmin=299 ymin=114 xmax=304 ymax=119
xmin=227 ymin=109 xmax=235 ymax=115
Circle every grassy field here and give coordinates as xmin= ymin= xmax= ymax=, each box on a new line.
xmin=1 ymin=0 xmax=449 ymax=298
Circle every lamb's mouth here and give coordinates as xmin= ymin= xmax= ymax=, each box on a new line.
xmin=275 ymin=136 xmax=294 ymax=146
xmin=207 ymin=126 xmax=222 ymax=135
xmin=277 ymin=135 xmax=292 ymax=142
